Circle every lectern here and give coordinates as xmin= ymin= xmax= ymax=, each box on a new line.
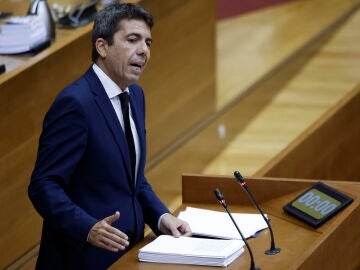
xmin=110 ymin=174 xmax=360 ymax=270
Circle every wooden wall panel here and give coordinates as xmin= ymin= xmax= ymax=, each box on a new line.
xmin=139 ymin=0 xmax=216 ymax=161
xmin=257 ymin=84 xmax=360 ymax=181
xmin=0 ymin=32 xmax=92 ymax=269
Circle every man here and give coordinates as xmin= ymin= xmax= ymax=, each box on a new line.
xmin=28 ymin=2 xmax=191 ymax=269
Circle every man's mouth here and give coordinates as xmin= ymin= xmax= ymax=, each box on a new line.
xmin=130 ymin=63 xmax=142 ymax=70
xmin=130 ymin=61 xmax=145 ymax=72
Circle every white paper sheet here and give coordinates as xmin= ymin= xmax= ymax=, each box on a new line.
xmin=138 ymin=235 xmax=245 ymax=267
xmin=178 ymin=206 xmax=268 ymax=239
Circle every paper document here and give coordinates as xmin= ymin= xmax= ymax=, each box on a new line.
xmin=138 ymin=235 xmax=245 ymax=267
xmin=178 ymin=206 xmax=268 ymax=239
xmin=0 ymin=16 xmax=48 ymax=54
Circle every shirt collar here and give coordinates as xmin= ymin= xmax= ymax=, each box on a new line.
xmin=92 ymin=63 xmax=129 ymax=99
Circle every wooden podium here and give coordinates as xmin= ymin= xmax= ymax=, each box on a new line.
xmin=110 ymin=175 xmax=360 ymax=270
xmin=110 ymin=174 xmax=360 ymax=270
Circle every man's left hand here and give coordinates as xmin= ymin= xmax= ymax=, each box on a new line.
xmin=159 ymin=213 xmax=192 ymax=237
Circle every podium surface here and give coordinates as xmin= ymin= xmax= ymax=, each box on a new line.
xmin=110 ymin=174 xmax=360 ymax=270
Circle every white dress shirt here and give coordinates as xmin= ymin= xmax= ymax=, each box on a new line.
xmin=92 ymin=64 xmax=140 ymax=184
xmin=92 ymin=64 xmax=166 ymax=231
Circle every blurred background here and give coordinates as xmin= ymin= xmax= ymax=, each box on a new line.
xmin=0 ymin=0 xmax=359 ymax=268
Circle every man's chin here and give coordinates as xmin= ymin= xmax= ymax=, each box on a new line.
xmin=127 ymin=74 xmax=141 ymax=84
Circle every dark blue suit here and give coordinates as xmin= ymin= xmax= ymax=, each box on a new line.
xmin=29 ymin=67 xmax=169 ymax=269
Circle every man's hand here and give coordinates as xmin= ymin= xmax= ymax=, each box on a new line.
xmin=159 ymin=213 xmax=192 ymax=237
xmin=88 ymin=211 xmax=129 ymax=252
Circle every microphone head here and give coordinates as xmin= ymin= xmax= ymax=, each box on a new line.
xmin=214 ymin=188 xmax=224 ymax=201
xmin=234 ymin=171 xmax=245 ymax=183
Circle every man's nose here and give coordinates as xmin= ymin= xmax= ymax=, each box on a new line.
xmin=137 ymin=41 xmax=149 ymax=55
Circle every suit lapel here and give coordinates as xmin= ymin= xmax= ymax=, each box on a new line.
xmin=84 ymin=68 xmax=133 ymax=185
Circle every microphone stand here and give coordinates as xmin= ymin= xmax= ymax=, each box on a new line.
xmin=214 ymin=188 xmax=260 ymax=270
xmin=234 ymin=171 xmax=281 ymax=255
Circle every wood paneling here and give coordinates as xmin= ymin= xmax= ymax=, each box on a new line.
xmin=216 ymin=0 xmax=359 ymax=109
xmin=145 ymin=4 xmax=360 ymax=215
xmin=137 ymin=0 xmax=216 ymax=161
xmin=257 ymin=84 xmax=360 ymax=180
xmin=0 ymin=31 xmax=92 ymax=270
xmin=204 ymin=5 xmax=360 ymax=177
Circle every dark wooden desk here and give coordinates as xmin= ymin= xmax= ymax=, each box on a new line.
xmin=110 ymin=174 xmax=360 ymax=270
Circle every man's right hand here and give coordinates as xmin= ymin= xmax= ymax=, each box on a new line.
xmin=88 ymin=211 xmax=129 ymax=252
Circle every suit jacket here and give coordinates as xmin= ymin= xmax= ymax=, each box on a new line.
xmin=28 ymin=67 xmax=169 ymax=269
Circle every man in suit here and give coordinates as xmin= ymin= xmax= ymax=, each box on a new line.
xmin=28 ymin=2 xmax=191 ymax=269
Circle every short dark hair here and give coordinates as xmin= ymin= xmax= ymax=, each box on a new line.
xmin=91 ymin=2 xmax=153 ymax=62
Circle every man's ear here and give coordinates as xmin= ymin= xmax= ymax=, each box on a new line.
xmin=95 ymin=38 xmax=108 ymax=58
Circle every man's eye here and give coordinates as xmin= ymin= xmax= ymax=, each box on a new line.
xmin=146 ymin=42 xmax=152 ymax=48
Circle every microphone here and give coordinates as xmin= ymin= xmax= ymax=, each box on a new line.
xmin=214 ymin=188 xmax=260 ymax=270
xmin=234 ymin=171 xmax=281 ymax=255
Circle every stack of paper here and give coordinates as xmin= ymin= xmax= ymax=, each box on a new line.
xmin=138 ymin=235 xmax=245 ymax=267
xmin=178 ymin=207 xmax=268 ymax=239
xmin=0 ymin=16 xmax=48 ymax=54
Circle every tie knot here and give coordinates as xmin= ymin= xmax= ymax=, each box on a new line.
xmin=119 ymin=92 xmax=129 ymax=107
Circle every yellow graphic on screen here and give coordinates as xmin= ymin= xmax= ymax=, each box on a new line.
xmin=292 ymin=189 xmax=341 ymax=219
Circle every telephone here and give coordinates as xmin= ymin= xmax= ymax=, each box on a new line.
xmin=54 ymin=0 xmax=98 ymax=28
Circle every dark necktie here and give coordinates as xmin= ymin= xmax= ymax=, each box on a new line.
xmin=119 ymin=92 xmax=136 ymax=183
